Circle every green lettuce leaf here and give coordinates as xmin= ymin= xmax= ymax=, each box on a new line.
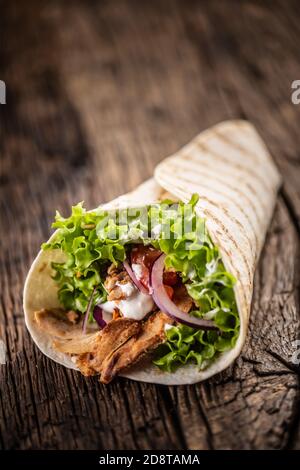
xmin=43 ymin=195 xmax=239 ymax=373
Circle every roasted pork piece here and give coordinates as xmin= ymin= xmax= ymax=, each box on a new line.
xmin=104 ymin=264 xmax=132 ymax=301
xmin=100 ymin=311 xmax=172 ymax=383
xmin=35 ymin=307 xmax=172 ymax=383
xmin=35 ymin=308 xmax=82 ymax=339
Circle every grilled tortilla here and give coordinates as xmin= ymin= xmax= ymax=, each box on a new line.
xmin=23 ymin=120 xmax=281 ymax=385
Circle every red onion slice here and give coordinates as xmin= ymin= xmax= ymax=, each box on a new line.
xmin=93 ymin=305 xmax=107 ymax=329
xmin=151 ymin=254 xmax=218 ymax=330
xmin=82 ymin=287 xmax=96 ymax=334
xmin=123 ymin=259 xmax=150 ymax=295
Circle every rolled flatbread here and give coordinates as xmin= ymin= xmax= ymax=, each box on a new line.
xmin=23 ymin=120 xmax=281 ymax=384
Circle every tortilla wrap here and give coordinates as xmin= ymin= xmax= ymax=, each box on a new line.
xmin=23 ymin=120 xmax=281 ymax=384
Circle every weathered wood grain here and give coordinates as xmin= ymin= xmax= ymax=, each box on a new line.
xmin=0 ymin=0 xmax=300 ymax=450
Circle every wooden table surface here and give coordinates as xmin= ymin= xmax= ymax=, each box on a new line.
xmin=1 ymin=0 xmax=300 ymax=450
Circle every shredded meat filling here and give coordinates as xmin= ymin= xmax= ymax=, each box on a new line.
xmin=53 ymin=332 xmax=101 ymax=355
xmin=34 ymin=266 xmax=194 ymax=383
xmin=76 ymin=317 xmax=141 ymax=376
xmin=37 ymin=308 xmax=172 ymax=383
xmin=100 ymin=311 xmax=172 ymax=383
xmin=51 ymin=317 xmax=141 ymax=372
xmin=104 ymin=264 xmax=132 ymax=301
xmin=35 ymin=308 xmax=83 ymax=339
xmin=172 ymin=284 xmax=193 ymax=313
xmin=76 ymin=312 xmax=172 ymax=383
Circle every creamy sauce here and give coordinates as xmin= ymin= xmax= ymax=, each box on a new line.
xmin=100 ymin=301 xmax=116 ymax=314
xmin=116 ymin=281 xmax=135 ymax=297
xmin=100 ymin=282 xmax=154 ymax=321
xmin=119 ymin=291 xmax=154 ymax=320
xmin=131 ymin=263 xmax=143 ymax=280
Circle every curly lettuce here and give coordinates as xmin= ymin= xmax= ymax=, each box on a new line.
xmin=42 ymin=195 xmax=239 ymax=372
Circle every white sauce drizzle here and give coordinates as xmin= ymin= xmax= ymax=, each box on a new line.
xmin=131 ymin=263 xmax=143 ymax=280
xmin=164 ymin=323 xmax=173 ymax=331
xmin=100 ymin=282 xmax=154 ymax=321
xmin=116 ymin=281 xmax=135 ymax=297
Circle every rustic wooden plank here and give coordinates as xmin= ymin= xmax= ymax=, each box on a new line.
xmin=198 ymin=0 xmax=300 ymax=230
xmin=0 ymin=0 xmax=300 ymax=450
